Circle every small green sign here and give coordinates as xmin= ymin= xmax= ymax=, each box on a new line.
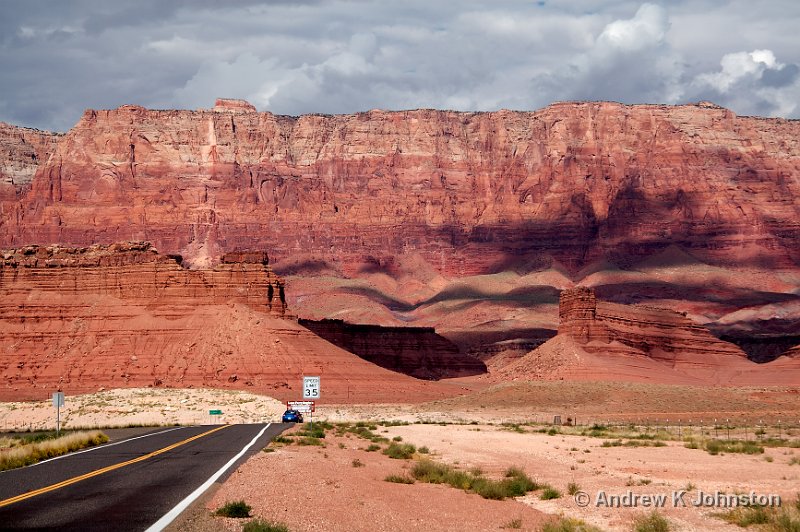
xmin=209 ymin=409 xmax=222 ymax=415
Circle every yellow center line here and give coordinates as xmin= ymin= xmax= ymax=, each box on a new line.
xmin=0 ymin=425 xmax=230 ymax=509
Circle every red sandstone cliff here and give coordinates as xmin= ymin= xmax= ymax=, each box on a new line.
xmin=2 ymin=100 xmax=800 ymax=273
xmin=0 ymin=243 xmax=452 ymax=402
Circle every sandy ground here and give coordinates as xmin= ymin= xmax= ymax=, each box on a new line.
xmin=0 ymin=388 xmax=285 ymax=431
xmin=173 ymin=422 xmax=800 ymax=532
xmin=2 ymin=384 xmax=800 ymax=531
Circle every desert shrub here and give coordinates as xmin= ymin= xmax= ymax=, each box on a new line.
xmin=501 ymin=468 xmax=540 ymax=496
xmin=705 ymin=439 xmax=764 ymax=455
xmin=215 ymin=500 xmax=251 ymax=518
xmin=418 ymin=446 xmax=430 ymax=454
xmin=411 ymin=459 xmax=451 ymax=483
xmin=501 ymin=518 xmax=522 ymax=529
xmin=716 ymin=505 xmax=771 ymax=527
xmin=378 ymin=420 xmax=410 ymax=427
xmin=242 ymin=519 xmax=289 ymax=532
xmin=365 ymin=444 xmax=381 ymax=452
xmin=383 ymin=442 xmax=416 ymax=459
xmin=392 ymin=436 xmax=403 ymax=442
xmin=540 ymin=485 xmax=562 ymax=500
xmin=296 ymin=437 xmax=324 ymax=446
xmin=567 ymin=482 xmax=581 ymax=495
xmin=633 ymin=510 xmax=671 ymax=532
xmin=384 ymin=474 xmax=415 ymax=484
xmin=298 ymin=424 xmax=326 ymax=439
xmin=410 ymin=460 xmax=538 ymax=500
xmin=272 ymin=436 xmax=293 ymax=444
xmin=351 ymin=458 xmax=364 ymax=468
xmin=541 ymin=517 xmax=603 ymax=532
xmin=773 ymin=511 xmax=800 ymax=532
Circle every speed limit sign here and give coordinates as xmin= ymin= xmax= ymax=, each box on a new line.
xmin=303 ymin=376 xmax=320 ymax=399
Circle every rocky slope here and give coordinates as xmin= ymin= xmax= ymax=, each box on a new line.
xmin=0 ymin=243 xmax=454 ymax=402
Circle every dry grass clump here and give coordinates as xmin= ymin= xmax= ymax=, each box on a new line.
xmin=0 ymin=430 xmax=108 ymax=471
xmin=408 ymin=460 xmax=539 ymax=500
xmin=713 ymin=497 xmax=800 ymax=531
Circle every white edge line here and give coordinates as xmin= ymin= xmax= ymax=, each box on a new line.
xmin=146 ymin=423 xmax=272 ymax=532
xmin=0 ymin=426 xmax=187 ymax=473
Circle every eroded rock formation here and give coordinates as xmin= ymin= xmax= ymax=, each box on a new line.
xmin=1 ymin=242 xmax=289 ymax=317
xmin=0 ymin=242 xmax=455 ymax=402
xmin=299 ymin=318 xmax=486 ymax=379
xmin=557 ymin=287 xmax=750 ymax=378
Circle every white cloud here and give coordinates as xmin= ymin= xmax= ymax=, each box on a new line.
xmin=597 ymin=3 xmax=668 ymax=52
xmin=696 ymin=49 xmax=783 ymax=93
xmin=688 ymin=48 xmax=799 ymax=116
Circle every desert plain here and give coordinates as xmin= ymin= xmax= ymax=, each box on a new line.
xmin=3 ymin=380 xmax=799 ymax=532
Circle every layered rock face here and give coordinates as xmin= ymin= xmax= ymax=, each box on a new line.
xmin=1 ymin=242 xmax=289 ymax=317
xmin=0 ymin=243 xmax=454 ymax=402
xmin=557 ymin=287 xmax=751 ymax=380
xmin=498 ymin=287 xmax=800 ymax=385
xmin=0 ymin=123 xmax=60 ymax=199
xmin=2 ymin=100 xmax=800 ymax=273
xmin=299 ymin=318 xmax=486 ymax=379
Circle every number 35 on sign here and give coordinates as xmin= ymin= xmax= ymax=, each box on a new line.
xmin=303 ymin=376 xmax=320 ymax=399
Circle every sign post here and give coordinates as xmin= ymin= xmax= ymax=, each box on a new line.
xmin=52 ymin=392 xmax=65 ymax=436
xmin=209 ymin=409 xmax=223 ymax=424
xmin=302 ymin=376 xmax=320 ymax=430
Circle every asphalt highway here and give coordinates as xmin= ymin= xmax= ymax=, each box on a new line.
xmin=0 ymin=423 xmax=288 ymax=531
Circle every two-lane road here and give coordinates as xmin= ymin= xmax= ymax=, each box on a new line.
xmin=0 ymin=423 xmax=288 ymax=531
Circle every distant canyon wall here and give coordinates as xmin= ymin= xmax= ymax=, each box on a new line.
xmin=1 ymin=100 xmax=799 ymax=273
xmin=0 ymin=122 xmax=61 ymax=199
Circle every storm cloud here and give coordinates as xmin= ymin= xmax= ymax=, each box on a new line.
xmin=1 ymin=0 xmax=798 ymax=131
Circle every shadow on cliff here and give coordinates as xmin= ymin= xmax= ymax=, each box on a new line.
xmin=594 ymin=281 xmax=800 ymax=307
xmin=338 ymin=283 xmax=560 ymax=313
xmin=299 ymin=318 xmax=487 ymax=380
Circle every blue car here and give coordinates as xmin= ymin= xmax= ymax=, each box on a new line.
xmin=282 ymin=409 xmax=303 ymax=423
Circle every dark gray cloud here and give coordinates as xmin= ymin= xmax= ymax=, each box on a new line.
xmin=1 ymin=0 xmax=798 ymax=131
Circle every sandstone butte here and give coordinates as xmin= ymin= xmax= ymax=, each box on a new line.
xmin=1 ymin=98 xmax=800 ymax=391
xmin=0 ymin=242 xmax=456 ymax=402
xmin=499 ymin=287 xmax=800 ymax=386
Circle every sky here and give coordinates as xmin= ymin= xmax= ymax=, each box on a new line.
xmin=1 ymin=0 xmax=798 ymax=132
